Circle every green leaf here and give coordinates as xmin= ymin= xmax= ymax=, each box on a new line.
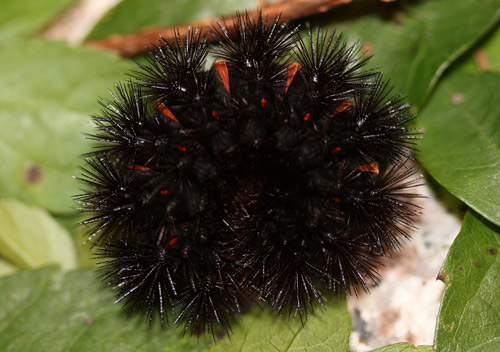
xmin=0 ymin=267 xmax=212 ymax=352
xmin=53 ymin=213 xmax=80 ymax=234
xmin=418 ymin=71 xmax=500 ymax=226
xmin=87 ymin=0 xmax=258 ymax=40
xmin=332 ymin=0 xmax=500 ymax=107
xmin=213 ymin=297 xmax=350 ymax=352
xmin=0 ymin=40 xmax=133 ymax=214
xmin=0 ymin=0 xmax=77 ymax=42
xmin=0 ymin=198 xmax=78 ymax=269
xmin=369 ymin=343 xmax=434 ymax=352
xmin=0 ymin=268 xmax=349 ymax=351
xmin=453 ymin=23 xmax=500 ymax=74
xmin=434 ymin=212 xmax=500 ymax=351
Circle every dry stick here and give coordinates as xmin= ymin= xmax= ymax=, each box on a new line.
xmin=86 ymin=0 xmax=355 ymax=57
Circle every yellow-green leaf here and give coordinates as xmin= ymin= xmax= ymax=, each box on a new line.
xmin=0 ymin=199 xmax=78 ymax=269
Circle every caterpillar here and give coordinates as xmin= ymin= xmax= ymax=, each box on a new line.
xmin=76 ymin=12 xmax=421 ymax=338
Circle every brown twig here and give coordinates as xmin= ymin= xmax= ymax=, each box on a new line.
xmin=85 ymin=0 xmax=355 ymax=57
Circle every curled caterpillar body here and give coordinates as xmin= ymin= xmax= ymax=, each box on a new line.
xmin=76 ymin=13 xmax=422 ymax=337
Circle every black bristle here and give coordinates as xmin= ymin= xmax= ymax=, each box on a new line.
xmin=134 ymin=29 xmax=210 ymax=105
xmin=212 ymin=13 xmax=298 ymax=83
xmin=292 ymin=26 xmax=373 ymax=107
xmin=95 ymin=240 xmax=175 ymax=325
xmin=76 ymin=12 xmax=423 ymax=338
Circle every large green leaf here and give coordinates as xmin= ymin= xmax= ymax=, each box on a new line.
xmin=331 ymin=0 xmax=500 ymax=107
xmin=87 ymin=0 xmax=258 ymax=40
xmin=213 ymin=297 xmax=350 ymax=352
xmin=0 ymin=267 xmax=212 ymax=351
xmin=369 ymin=343 xmax=434 ymax=352
xmin=0 ymin=199 xmax=78 ymax=269
xmin=418 ymin=71 xmax=500 ymax=225
xmin=0 ymin=0 xmax=77 ymax=42
xmin=0 ymin=40 xmax=133 ymax=214
xmin=0 ymin=267 xmax=351 ymax=351
xmin=434 ymin=212 xmax=500 ymax=351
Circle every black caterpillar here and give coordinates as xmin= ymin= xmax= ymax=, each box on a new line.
xmin=76 ymin=13 xmax=421 ymax=337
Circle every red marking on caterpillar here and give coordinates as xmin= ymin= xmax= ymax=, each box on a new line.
xmin=286 ymin=62 xmax=300 ymax=93
xmin=155 ymin=102 xmax=179 ymax=123
xmin=330 ymin=100 xmax=354 ymax=118
xmin=168 ymin=237 xmax=180 ymax=246
xmin=331 ymin=147 xmax=341 ymax=155
xmin=126 ymin=164 xmax=150 ymax=170
xmin=215 ymin=60 xmax=230 ymax=94
xmin=357 ymin=162 xmax=380 ymax=174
